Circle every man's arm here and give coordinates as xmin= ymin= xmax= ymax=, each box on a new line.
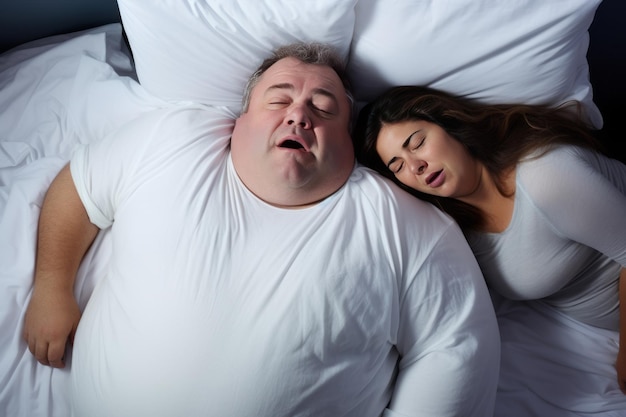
xmin=386 ymin=223 xmax=500 ymax=417
xmin=23 ymin=163 xmax=99 ymax=368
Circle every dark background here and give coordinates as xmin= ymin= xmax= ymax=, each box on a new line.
xmin=0 ymin=1 xmax=121 ymax=53
xmin=587 ymin=1 xmax=625 ymax=163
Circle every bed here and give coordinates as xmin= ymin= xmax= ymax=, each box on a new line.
xmin=1 ymin=1 xmax=624 ymax=416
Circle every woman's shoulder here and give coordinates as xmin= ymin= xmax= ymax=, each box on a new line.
xmin=520 ymin=144 xmax=625 ymax=182
xmin=515 ymin=145 xmax=590 ymax=202
xmin=521 ymin=143 xmax=589 ymax=163
xmin=518 ymin=144 xmax=607 ymax=180
xmin=517 ymin=144 xmax=626 ymax=205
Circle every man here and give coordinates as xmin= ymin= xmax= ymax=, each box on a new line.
xmin=23 ymin=43 xmax=499 ymax=416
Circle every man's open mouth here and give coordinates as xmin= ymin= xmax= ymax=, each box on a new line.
xmin=279 ymin=139 xmax=305 ymax=150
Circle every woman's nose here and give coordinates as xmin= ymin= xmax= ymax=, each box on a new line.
xmin=408 ymin=158 xmax=427 ymax=175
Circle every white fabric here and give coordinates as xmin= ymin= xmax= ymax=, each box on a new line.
xmin=116 ymin=0 xmax=603 ymax=127
xmin=468 ymin=146 xmax=626 ymax=330
xmin=348 ymin=0 xmax=603 ymax=128
xmin=69 ymin=105 xmax=499 ymax=417
xmin=1 ymin=8 xmax=624 ymax=417
xmin=0 ymin=24 xmax=160 ymax=417
xmin=494 ymin=293 xmax=626 ymax=417
xmin=468 ymin=146 xmax=626 ymax=416
xmin=116 ymin=0 xmax=357 ymax=112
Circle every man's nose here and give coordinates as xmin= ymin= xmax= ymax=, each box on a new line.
xmin=285 ymin=105 xmax=311 ymax=129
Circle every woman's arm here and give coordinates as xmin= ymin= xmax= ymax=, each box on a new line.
xmin=523 ymin=148 xmax=626 ymax=392
xmin=617 ymin=268 xmax=626 ymax=394
xmin=519 ymin=147 xmax=626 ymax=266
xmin=22 ymin=163 xmax=99 ymax=368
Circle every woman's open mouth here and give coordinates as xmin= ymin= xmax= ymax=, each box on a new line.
xmin=425 ymin=169 xmax=444 ymax=187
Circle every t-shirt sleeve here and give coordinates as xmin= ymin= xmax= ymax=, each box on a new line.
xmin=388 ymin=222 xmax=500 ymax=417
xmin=70 ymin=113 xmax=157 ymax=229
xmin=519 ymin=146 xmax=626 ymax=268
xmin=70 ymin=105 xmax=235 ymax=229
xmin=71 ymin=144 xmax=113 ymax=229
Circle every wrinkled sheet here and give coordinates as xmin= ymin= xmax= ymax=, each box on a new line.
xmin=0 ymin=23 xmax=162 ymax=417
xmin=492 ymin=293 xmax=626 ymax=416
xmin=1 ymin=22 xmax=625 ymax=417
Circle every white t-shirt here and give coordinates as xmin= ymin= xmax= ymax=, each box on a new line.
xmin=468 ymin=145 xmax=626 ymax=330
xmin=69 ymin=105 xmax=499 ymax=417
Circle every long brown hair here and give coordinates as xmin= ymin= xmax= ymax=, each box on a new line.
xmin=353 ymin=85 xmax=602 ymax=231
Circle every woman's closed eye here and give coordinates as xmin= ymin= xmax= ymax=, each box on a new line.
xmin=390 ymin=160 xmax=404 ymax=174
xmin=387 ymin=134 xmax=425 ymax=174
xmin=410 ymin=135 xmax=426 ymax=150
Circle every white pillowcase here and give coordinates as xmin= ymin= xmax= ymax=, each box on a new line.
xmin=118 ymin=0 xmax=603 ymax=128
xmin=348 ymin=0 xmax=603 ymax=128
xmin=117 ymin=0 xmax=357 ymax=112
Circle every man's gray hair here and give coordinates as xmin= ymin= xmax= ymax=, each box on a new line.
xmin=241 ymin=42 xmax=354 ymax=123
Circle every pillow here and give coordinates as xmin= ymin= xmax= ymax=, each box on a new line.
xmin=347 ymin=0 xmax=603 ymax=128
xmin=117 ymin=0 xmax=357 ymax=112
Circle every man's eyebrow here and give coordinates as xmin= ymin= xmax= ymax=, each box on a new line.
xmin=386 ymin=130 xmax=421 ymax=169
xmin=266 ymin=83 xmax=294 ymax=92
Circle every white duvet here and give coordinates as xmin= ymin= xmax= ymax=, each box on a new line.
xmin=0 ymin=24 xmax=160 ymax=417
xmin=1 ymin=23 xmax=625 ymax=417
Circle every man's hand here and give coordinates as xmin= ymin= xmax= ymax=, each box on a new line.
xmin=23 ymin=284 xmax=81 ymax=368
xmin=22 ymin=163 xmax=97 ymax=368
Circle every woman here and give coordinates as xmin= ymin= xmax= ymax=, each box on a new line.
xmin=353 ymin=85 xmax=626 ymax=403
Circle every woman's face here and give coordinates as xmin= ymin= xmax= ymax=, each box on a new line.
xmin=376 ymin=119 xmax=483 ymax=199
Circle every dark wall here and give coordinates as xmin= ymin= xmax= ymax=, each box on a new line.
xmin=587 ymin=1 xmax=626 ymax=163
xmin=0 ymin=0 xmax=121 ymax=53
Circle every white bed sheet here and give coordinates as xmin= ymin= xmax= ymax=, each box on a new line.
xmin=0 ymin=23 xmax=162 ymax=417
xmin=492 ymin=293 xmax=626 ymax=416
xmin=1 ymin=23 xmax=625 ymax=417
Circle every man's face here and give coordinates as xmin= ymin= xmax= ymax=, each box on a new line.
xmin=231 ymin=57 xmax=354 ymax=208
